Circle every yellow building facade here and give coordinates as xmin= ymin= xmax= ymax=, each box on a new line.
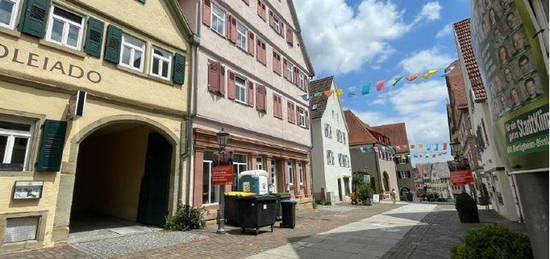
xmin=0 ymin=0 xmax=194 ymax=253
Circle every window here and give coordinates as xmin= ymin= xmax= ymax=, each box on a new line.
xmin=211 ymin=3 xmax=225 ymax=35
xmin=120 ymin=34 xmax=145 ymax=71
xmin=287 ymin=161 xmax=293 ymax=185
xmin=272 ymin=14 xmax=281 ymax=34
xmin=299 ymin=73 xmax=305 ymax=90
xmin=235 ymin=76 xmax=247 ymax=104
xmin=4 ymin=217 xmax=39 ymax=243
xmin=0 ymin=0 xmax=19 ymax=29
xmin=256 ymin=157 xmax=263 ymax=170
xmin=336 ymin=130 xmax=342 ymax=143
xmin=0 ymin=120 xmax=32 ymax=171
xmin=286 ymin=61 xmax=293 ymax=81
xmin=46 ymin=6 xmax=84 ymax=49
xmin=338 ymin=153 xmax=343 ymax=167
xmin=297 ymin=162 xmax=304 ymax=184
xmin=236 ymin=22 xmax=247 ymax=50
xmin=326 ymin=150 xmax=334 ymax=165
xmin=232 ymin=154 xmax=247 ymax=190
xmin=150 ymin=47 xmax=172 ymax=80
xmin=202 ymin=152 xmax=219 ymax=204
xmin=297 ymin=107 xmax=306 ymax=127
xmin=324 ymin=123 xmax=332 ymax=138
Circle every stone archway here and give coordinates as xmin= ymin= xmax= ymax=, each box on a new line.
xmin=52 ymin=116 xmax=181 ymax=242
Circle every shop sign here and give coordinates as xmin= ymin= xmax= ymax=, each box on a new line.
xmin=13 ymin=181 xmax=43 ymax=199
xmin=0 ymin=42 xmax=102 ymax=84
xmin=212 ymin=165 xmax=234 ymax=185
xmin=450 ymin=170 xmax=474 ymax=185
xmin=471 ymin=0 xmax=548 ymax=171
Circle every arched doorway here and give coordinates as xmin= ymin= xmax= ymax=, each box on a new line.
xmin=383 ymin=171 xmax=390 ymax=191
xmin=70 ymin=121 xmax=174 ymax=234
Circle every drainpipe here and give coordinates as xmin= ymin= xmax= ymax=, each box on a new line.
xmin=182 ymin=0 xmax=201 ymax=206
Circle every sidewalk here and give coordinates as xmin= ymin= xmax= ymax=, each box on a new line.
xmin=246 ymin=203 xmax=437 ymax=259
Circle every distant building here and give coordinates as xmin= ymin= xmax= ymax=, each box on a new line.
xmin=417 ymin=162 xmax=453 ymax=201
xmin=309 ymin=76 xmax=352 ymax=203
xmin=371 ymin=123 xmax=415 ymax=201
xmin=344 ymin=111 xmax=399 ymax=201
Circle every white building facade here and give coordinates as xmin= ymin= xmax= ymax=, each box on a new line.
xmin=309 ymin=77 xmax=352 ymax=203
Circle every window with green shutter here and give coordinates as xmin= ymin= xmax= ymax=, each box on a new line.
xmin=84 ymin=17 xmax=104 ymax=58
xmin=35 ymin=120 xmax=67 ymax=172
xmin=104 ymin=24 xmax=122 ymax=64
xmin=172 ymin=52 xmax=185 ymax=85
xmin=19 ymin=0 xmax=50 ymax=38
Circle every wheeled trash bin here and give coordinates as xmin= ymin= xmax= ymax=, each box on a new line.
xmin=237 ymin=195 xmax=277 ymax=235
xmin=224 ymin=192 xmax=255 ymax=225
xmin=280 ymin=200 xmax=297 ymax=229
xmin=274 ymin=193 xmax=291 ymax=221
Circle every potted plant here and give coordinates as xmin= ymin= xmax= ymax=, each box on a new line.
xmin=454 ymin=192 xmax=479 ymax=223
xmin=357 ymin=184 xmax=373 ymax=206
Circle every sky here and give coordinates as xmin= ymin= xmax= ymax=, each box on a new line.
xmin=295 ymin=0 xmax=472 ymax=164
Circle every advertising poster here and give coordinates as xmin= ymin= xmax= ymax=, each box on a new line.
xmin=471 ymin=0 xmax=549 ymax=171
xmin=450 ymin=170 xmax=475 ymax=185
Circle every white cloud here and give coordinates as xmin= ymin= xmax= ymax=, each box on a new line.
xmin=435 ymin=23 xmax=453 ymax=39
xmin=414 ymin=1 xmax=442 ymax=23
xmin=295 ymin=0 xmax=441 ymax=75
xmin=399 ymin=47 xmax=455 ymax=74
xmin=350 ymin=80 xmax=450 ymax=146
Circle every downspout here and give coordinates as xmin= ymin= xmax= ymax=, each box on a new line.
xmin=183 ymin=0 xmax=201 ymax=206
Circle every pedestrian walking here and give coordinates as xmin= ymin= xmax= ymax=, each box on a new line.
xmin=391 ymin=188 xmax=397 ymax=204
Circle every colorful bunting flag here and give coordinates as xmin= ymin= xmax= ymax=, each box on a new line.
xmin=410 ymin=144 xmax=415 ymax=150
xmin=336 ymin=88 xmax=343 ymax=96
xmin=406 ymin=73 xmax=419 ymax=81
xmin=443 ymin=143 xmax=448 ymax=150
xmin=373 ymin=146 xmax=379 ymax=153
xmin=366 ymin=146 xmax=373 ymax=152
xmin=392 ymin=76 xmax=404 ymax=87
xmin=375 ymin=80 xmax=385 ymax=91
xmin=434 ymin=144 xmax=439 ymax=151
xmin=361 ymin=83 xmax=371 ymax=95
xmin=426 ymin=144 xmax=431 ymax=151
xmin=395 ymin=145 xmax=402 ymax=152
xmin=418 ymin=144 xmax=424 ymax=149
xmin=314 ymin=92 xmax=323 ymax=97
xmin=401 ymin=154 xmax=406 ymax=160
xmin=300 ymin=94 xmax=310 ymax=101
xmin=348 ymin=87 xmax=356 ymax=96
xmin=324 ymin=90 xmax=333 ymax=97
xmin=422 ymin=69 xmax=438 ymax=79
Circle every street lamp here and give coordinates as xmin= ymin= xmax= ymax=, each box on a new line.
xmin=215 ymin=128 xmax=230 ymax=234
xmin=450 ymin=142 xmax=461 ymax=158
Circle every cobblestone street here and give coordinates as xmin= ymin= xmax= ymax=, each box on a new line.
xmin=0 ymin=203 xmax=525 ymax=259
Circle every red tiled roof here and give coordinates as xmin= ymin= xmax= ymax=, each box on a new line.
xmin=371 ymin=123 xmax=409 ymax=152
xmin=453 ymin=19 xmax=486 ymax=101
xmin=344 ymin=110 xmax=386 ymax=146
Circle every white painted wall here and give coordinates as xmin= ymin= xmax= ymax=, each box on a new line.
xmin=311 ymin=81 xmax=352 ymax=203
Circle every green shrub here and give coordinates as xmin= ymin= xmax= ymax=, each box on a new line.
xmin=315 ymin=200 xmax=332 ymax=206
xmin=451 ymin=225 xmax=533 ymax=259
xmin=455 ymin=192 xmax=477 ymax=213
xmin=356 ymin=184 xmax=373 ymax=202
xmin=312 ymin=200 xmax=317 ymax=209
xmin=164 ymin=204 xmax=206 ymax=231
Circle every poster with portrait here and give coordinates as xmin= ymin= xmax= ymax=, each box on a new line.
xmin=471 ymin=0 xmax=548 ymax=171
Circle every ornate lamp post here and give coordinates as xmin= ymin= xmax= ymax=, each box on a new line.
xmin=216 ymin=128 xmax=229 ymax=234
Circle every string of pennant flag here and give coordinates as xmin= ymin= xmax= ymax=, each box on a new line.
xmin=300 ymin=68 xmax=450 ymax=101
xmin=359 ymin=142 xmax=450 ymax=153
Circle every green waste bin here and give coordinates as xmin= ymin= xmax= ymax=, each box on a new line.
xmin=274 ymin=193 xmax=291 ymax=220
xmin=280 ymin=200 xmax=297 ymax=229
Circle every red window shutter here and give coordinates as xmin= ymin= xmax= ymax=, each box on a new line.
xmin=248 ymin=32 xmax=255 ymax=56
xmin=247 ymin=81 xmax=254 ymax=106
xmin=287 ymin=101 xmax=292 ymax=122
xmin=269 ymin=11 xmax=274 ymax=28
xmin=283 ymin=59 xmax=288 ymax=79
xmin=286 ymin=27 xmax=293 ymax=45
xmin=273 ymin=52 xmax=278 ymax=74
xmin=208 ymin=61 xmax=220 ymax=93
xmin=278 ymin=96 xmax=283 ymax=118
xmin=227 ymin=70 xmax=236 ymax=100
xmin=280 ymin=23 xmax=285 ymax=38
xmin=273 ymin=94 xmax=277 ymax=117
xmin=203 ymin=0 xmax=211 ymax=27
xmin=256 ymin=85 xmax=266 ymax=112
xmin=256 ymin=40 xmax=266 ymax=64
xmin=219 ymin=65 xmax=226 ymax=96
xmin=257 ymin=1 xmax=266 ymax=21
xmin=229 ymin=16 xmax=237 ymax=43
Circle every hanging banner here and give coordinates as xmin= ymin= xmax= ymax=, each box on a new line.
xmin=471 ymin=0 xmax=549 ymax=171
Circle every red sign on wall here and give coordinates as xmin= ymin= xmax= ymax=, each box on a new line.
xmin=450 ymin=170 xmax=474 ymax=185
xmin=212 ymin=165 xmax=234 ymax=185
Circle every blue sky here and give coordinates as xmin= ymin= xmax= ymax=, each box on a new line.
xmin=295 ymin=0 xmax=471 ymax=164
